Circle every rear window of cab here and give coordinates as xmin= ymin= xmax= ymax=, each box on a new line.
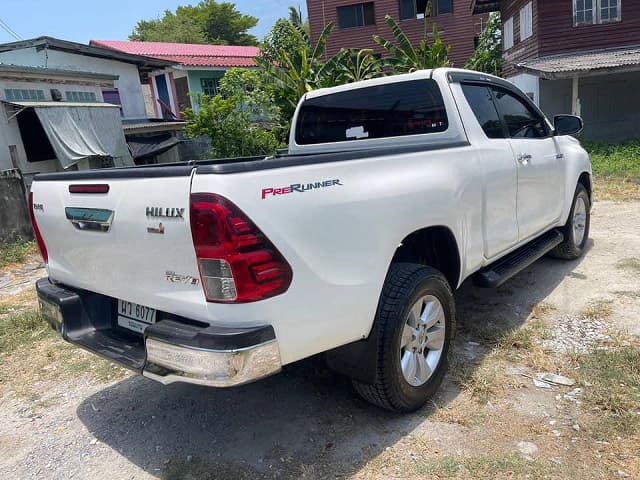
xmin=294 ymin=79 xmax=448 ymax=145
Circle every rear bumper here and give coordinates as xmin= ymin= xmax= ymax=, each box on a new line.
xmin=36 ymin=278 xmax=282 ymax=387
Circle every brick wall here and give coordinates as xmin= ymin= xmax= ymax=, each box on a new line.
xmin=307 ymin=0 xmax=488 ymax=67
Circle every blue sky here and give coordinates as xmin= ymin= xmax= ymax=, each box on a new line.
xmin=0 ymin=0 xmax=308 ymax=44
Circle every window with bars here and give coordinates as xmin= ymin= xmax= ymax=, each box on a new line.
xmin=337 ymin=2 xmax=375 ymax=28
xmin=574 ymin=0 xmax=620 ymax=26
xmin=200 ymin=78 xmax=219 ymax=97
xmin=65 ymin=91 xmax=97 ymax=102
xmin=4 ymin=89 xmax=45 ymax=102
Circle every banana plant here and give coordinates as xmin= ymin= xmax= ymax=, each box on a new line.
xmin=373 ymin=1 xmax=451 ymax=73
xmin=256 ymin=22 xmax=337 ymax=118
xmin=333 ymin=48 xmax=384 ymax=84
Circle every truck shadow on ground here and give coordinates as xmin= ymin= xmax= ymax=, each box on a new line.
xmin=77 ymin=243 xmax=592 ymax=479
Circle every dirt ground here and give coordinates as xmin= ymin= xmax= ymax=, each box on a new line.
xmin=1 ymin=200 xmax=639 ymax=480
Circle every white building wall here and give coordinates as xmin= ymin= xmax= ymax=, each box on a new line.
xmin=506 ymin=73 xmax=540 ymax=105
xmin=0 ymin=47 xmax=147 ymax=119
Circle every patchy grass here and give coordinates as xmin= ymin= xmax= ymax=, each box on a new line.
xmin=415 ymin=452 xmax=562 ymax=479
xmin=574 ymin=346 xmax=640 ymax=439
xmin=0 ymin=309 xmax=53 ymax=353
xmin=0 ymin=241 xmax=37 ymax=269
xmin=452 ymin=316 xmax=564 ymax=402
xmin=431 ymin=394 xmax=488 ymax=427
xmin=616 ymin=257 xmax=640 ymax=273
xmin=498 ymin=319 xmax=550 ymax=351
xmin=584 ymin=142 xmax=640 ymax=201
xmin=449 ymin=353 xmax=525 ymax=402
xmin=529 ymin=302 xmax=557 ymax=320
xmin=580 ymin=299 xmax=614 ymax=320
xmin=0 ymin=305 xmax=127 ymax=396
xmin=363 ymin=447 xmax=572 ymax=480
xmin=586 ymin=142 xmax=640 ymax=178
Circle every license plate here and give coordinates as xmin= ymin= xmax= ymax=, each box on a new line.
xmin=117 ymin=299 xmax=156 ymax=334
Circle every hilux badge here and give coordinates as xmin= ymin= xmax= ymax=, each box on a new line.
xmin=146 ymin=207 xmax=185 ymax=218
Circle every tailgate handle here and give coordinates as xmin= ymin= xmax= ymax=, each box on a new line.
xmin=65 ymin=207 xmax=114 ymax=232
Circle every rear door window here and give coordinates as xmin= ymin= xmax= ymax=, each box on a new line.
xmin=295 ymin=79 xmax=448 ymax=145
xmin=461 ymin=84 xmax=505 ymax=139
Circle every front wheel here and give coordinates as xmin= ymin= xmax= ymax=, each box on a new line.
xmin=550 ymin=183 xmax=590 ymax=260
xmin=353 ymin=263 xmax=455 ymax=412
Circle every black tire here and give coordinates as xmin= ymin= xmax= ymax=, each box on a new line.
xmin=352 ymin=263 xmax=455 ymax=412
xmin=550 ymin=183 xmax=590 ymax=260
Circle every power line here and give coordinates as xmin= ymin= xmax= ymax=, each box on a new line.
xmin=0 ymin=17 xmax=22 ymax=41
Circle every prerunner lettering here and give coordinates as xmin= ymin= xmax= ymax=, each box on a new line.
xmin=262 ymin=179 xmax=343 ymax=199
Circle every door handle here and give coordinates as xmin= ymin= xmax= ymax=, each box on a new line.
xmin=517 ymin=153 xmax=532 ymax=164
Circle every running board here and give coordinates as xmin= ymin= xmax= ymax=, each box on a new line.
xmin=473 ymin=230 xmax=564 ymax=288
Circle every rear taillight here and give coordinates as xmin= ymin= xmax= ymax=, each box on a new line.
xmin=190 ymin=193 xmax=292 ymax=303
xmin=28 ymin=191 xmax=48 ymax=264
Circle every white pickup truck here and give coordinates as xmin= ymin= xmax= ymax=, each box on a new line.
xmin=31 ymin=68 xmax=591 ymax=412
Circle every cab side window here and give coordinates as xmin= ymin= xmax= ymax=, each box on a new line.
xmin=491 ymin=88 xmax=549 ymax=139
xmin=461 ymin=84 xmax=505 ymax=139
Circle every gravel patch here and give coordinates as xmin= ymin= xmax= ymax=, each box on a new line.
xmin=544 ymin=314 xmax=611 ymax=353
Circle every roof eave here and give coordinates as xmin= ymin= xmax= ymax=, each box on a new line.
xmin=0 ymin=36 xmax=176 ymax=69
xmin=516 ymin=62 xmax=640 ymax=79
xmin=172 ymin=64 xmax=258 ymax=71
xmin=0 ymin=64 xmax=119 ymax=81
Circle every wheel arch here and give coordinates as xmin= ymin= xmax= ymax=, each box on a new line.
xmin=326 ymin=225 xmax=461 ymax=385
xmin=390 ymin=225 xmax=462 ymax=290
xmin=578 ymin=171 xmax=592 ymax=204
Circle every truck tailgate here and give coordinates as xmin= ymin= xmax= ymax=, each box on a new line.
xmin=31 ymin=174 xmax=206 ymax=319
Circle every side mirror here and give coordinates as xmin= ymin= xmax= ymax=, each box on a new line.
xmin=554 ymin=115 xmax=583 ymax=136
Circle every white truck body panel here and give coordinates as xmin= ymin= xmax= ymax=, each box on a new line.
xmin=31 ymin=68 xmax=592 ymax=367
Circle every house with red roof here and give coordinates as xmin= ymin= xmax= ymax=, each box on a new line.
xmin=91 ymin=40 xmax=259 ymax=117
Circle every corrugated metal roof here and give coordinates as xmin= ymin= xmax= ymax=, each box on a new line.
xmin=0 ymin=37 xmax=176 ymax=69
xmin=517 ymin=45 xmax=640 ymax=79
xmin=90 ymin=40 xmax=258 ymax=68
xmin=122 ymin=121 xmax=186 ymax=132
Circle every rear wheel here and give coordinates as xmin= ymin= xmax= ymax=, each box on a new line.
xmin=353 ymin=263 xmax=455 ymax=412
xmin=550 ymin=183 xmax=590 ymax=260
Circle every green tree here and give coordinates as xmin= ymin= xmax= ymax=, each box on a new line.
xmin=182 ymin=69 xmax=282 ymax=158
xmin=465 ymin=12 xmax=502 ymax=77
xmin=373 ymin=1 xmax=451 ymax=72
xmin=258 ymin=18 xmax=309 ymax=66
xmin=288 ymin=5 xmax=310 ymax=36
xmin=130 ymin=1 xmax=259 ymax=46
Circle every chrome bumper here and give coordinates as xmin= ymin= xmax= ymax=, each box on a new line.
xmin=143 ymin=338 xmax=282 ymax=387
xmin=36 ymin=278 xmax=282 ymax=388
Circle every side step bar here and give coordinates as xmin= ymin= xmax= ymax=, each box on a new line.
xmin=473 ymin=230 xmax=564 ymax=288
